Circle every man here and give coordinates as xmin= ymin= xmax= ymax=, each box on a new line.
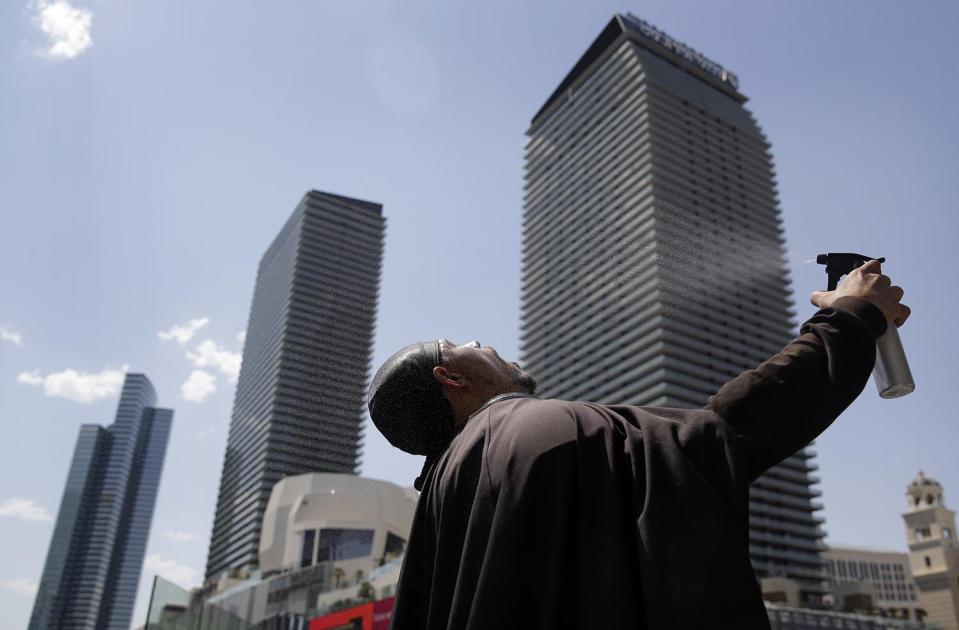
xmin=368 ymin=260 xmax=909 ymax=629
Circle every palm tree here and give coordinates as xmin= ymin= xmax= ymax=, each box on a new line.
xmin=358 ymin=581 xmax=376 ymax=602
xmin=332 ymin=566 xmax=345 ymax=589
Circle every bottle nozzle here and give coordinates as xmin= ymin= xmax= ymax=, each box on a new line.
xmin=816 ymin=253 xmax=885 ymax=291
xmin=815 ymin=252 xmax=913 ymax=399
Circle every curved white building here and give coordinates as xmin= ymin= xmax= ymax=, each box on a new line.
xmin=198 ymin=474 xmax=416 ymax=627
xmin=260 ymin=473 xmax=417 ymax=575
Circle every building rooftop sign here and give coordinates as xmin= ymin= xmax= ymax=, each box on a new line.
xmin=530 ymin=14 xmax=745 ymax=129
xmin=621 ymin=13 xmax=740 ymax=91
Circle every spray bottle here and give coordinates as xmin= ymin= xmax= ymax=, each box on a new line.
xmin=816 ymin=253 xmax=914 ymax=399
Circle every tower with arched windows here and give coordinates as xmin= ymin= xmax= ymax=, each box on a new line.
xmin=902 ymin=472 xmax=959 ymax=629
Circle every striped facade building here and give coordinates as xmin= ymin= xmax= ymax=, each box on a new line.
xmin=205 ymin=191 xmax=385 ymax=581
xmin=520 ymin=15 xmax=828 ymax=603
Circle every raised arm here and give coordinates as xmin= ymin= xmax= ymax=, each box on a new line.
xmin=706 ymin=260 xmax=909 ymax=480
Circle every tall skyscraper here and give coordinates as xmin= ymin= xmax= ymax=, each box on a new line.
xmin=205 ymin=190 xmax=385 ymax=581
xmin=29 ymin=373 xmax=173 ymax=630
xmin=521 ymin=15 xmax=827 ymax=603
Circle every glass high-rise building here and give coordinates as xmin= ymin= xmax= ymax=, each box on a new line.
xmin=521 ymin=14 xmax=828 ymax=603
xmin=205 ymin=190 xmax=385 ymax=581
xmin=29 ymin=373 xmax=173 ymax=630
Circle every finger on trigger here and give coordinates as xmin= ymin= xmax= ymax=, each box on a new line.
xmin=895 ymin=304 xmax=911 ymax=326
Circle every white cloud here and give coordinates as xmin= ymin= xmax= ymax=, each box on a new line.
xmin=16 ymin=365 xmax=128 ymax=404
xmin=31 ymin=0 xmax=93 ymax=60
xmin=187 ymin=340 xmax=241 ymax=383
xmin=1 ymin=578 xmax=38 ymax=596
xmin=0 ymin=326 xmax=23 ymax=346
xmin=163 ymin=531 xmax=196 ymax=544
xmin=158 ymin=318 xmax=210 ymax=345
xmin=194 ymin=426 xmax=215 ymax=439
xmin=16 ymin=370 xmax=43 ymax=386
xmin=143 ymin=555 xmax=198 ymax=589
xmin=237 ymin=331 xmax=246 ymax=345
xmin=0 ymin=497 xmax=52 ymax=522
xmin=181 ymin=369 xmax=216 ymax=403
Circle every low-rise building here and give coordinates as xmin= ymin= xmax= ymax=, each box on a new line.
xmin=766 ymin=603 xmax=935 ymax=630
xmin=822 ymin=546 xmax=921 ymax=621
xmin=145 ymin=474 xmax=416 ymax=629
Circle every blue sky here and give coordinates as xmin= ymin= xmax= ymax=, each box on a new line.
xmin=1 ymin=0 xmax=957 ymax=627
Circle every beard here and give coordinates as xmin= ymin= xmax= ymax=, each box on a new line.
xmin=511 ymin=363 xmax=538 ymax=395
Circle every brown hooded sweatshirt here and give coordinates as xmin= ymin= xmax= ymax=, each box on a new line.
xmin=391 ymin=297 xmax=887 ymax=629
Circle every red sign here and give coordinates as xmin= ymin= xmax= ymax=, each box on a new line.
xmin=309 ymin=597 xmax=394 ymax=630
xmin=308 ymin=602 xmax=372 ymax=630
xmin=372 ymin=597 xmax=395 ymax=630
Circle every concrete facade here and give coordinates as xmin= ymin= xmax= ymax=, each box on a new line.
xmin=903 ymin=472 xmax=959 ymax=630
xmin=198 ymin=474 xmax=415 ymax=628
xmin=762 ymin=576 xmax=804 ymax=608
xmin=822 ymin=546 xmax=921 ymax=621
xmin=765 ymin=603 xmax=935 ymax=630
xmin=259 ymin=473 xmax=416 ymax=575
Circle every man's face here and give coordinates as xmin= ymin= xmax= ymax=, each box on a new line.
xmin=438 ymin=339 xmax=537 ymax=397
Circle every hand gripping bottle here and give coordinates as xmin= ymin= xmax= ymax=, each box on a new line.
xmin=816 ymin=253 xmax=915 ymax=399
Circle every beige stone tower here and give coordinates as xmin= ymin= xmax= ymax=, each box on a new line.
xmin=903 ymin=471 xmax=959 ymax=630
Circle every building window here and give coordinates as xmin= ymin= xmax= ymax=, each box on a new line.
xmin=924 ymin=556 xmax=932 ymax=568
xmin=300 ymin=529 xmax=316 ymax=568
xmin=317 ymin=528 xmax=374 ymax=562
xmin=384 ymin=532 xmax=406 ymax=561
xmin=943 ymin=527 xmax=952 ymax=539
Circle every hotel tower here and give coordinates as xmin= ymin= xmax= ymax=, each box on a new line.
xmin=205 ymin=191 xmax=385 ymax=581
xmin=520 ymin=15 xmax=827 ymax=603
